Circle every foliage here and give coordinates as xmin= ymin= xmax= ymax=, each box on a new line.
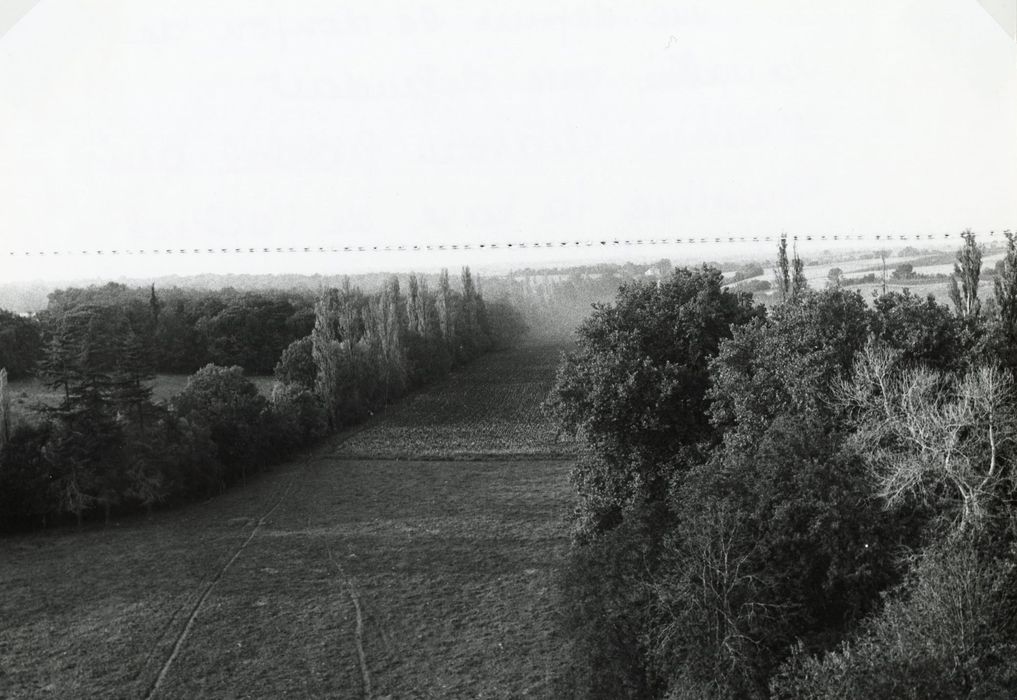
xmin=773 ymin=237 xmax=807 ymax=302
xmin=545 ymin=266 xmax=759 ymax=534
xmin=43 ymin=283 xmax=315 ymax=375
xmin=0 ymin=309 xmax=42 ymax=379
xmin=772 ymin=541 xmax=1017 ymax=699
xmin=545 ymin=266 xmax=760 ymax=696
xmin=890 ymin=263 xmax=914 ymax=280
xmin=555 ymin=517 xmax=665 ymax=699
xmin=172 ymin=364 xmax=270 ymax=482
xmin=837 ymin=343 xmax=1016 ymax=534
xmin=313 ymin=270 xmax=499 ymax=430
xmin=987 ymin=230 xmax=1017 ymax=374
xmin=731 ymin=263 xmax=765 ymax=284
xmin=274 ymin=335 xmax=316 ymax=390
xmin=868 ymin=289 xmax=967 ymax=371
xmin=709 ymin=288 xmax=870 ymax=436
xmin=949 ymin=229 xmax=983 ymax=318
xmin=650 ymin=289 xmax=898 ymax=694
xmin=0 ymin=422 xmax=55 ymax=530
xmin=269 ymin=382 xmax=328 ymax=451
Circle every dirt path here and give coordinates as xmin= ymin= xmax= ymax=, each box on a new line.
xmin=0 ymin=342 xmax=575 ymax=699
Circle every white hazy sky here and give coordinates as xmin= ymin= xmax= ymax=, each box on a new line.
xmin=0 ymin=0 xmax=1015 ymax=281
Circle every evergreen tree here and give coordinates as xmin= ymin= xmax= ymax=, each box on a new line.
xmin=790 ymin=243 xmax=808 ymax=299
xmin=111 ymin=329 xmax=155 ymax=431
xmin=991 ymin=230 xmax=1017 ymax=370
xmin=775 ymin=235 xmax=791 ymax=302
xmin=0 ymin=368 xmax=9 ymax=450
xmin=949 ymin=229 xmax=982 ymax=318
xmin=436 ymin=269 xmax=456 ymax=359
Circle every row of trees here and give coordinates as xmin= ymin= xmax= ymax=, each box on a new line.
xmin=301 ymin=268 xmax=521 ymax=429
xmin=0 ymin=268 xmax=519 ymax=532
xmin=547 ymin=231 xmax=1017 ymax=698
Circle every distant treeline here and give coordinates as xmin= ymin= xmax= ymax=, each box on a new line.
xmin=0 ymin=268 xmax=523 ymax=532
xmin=481 ymin=261 xmax=681 ymax=338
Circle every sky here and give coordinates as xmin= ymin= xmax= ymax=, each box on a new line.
xmin=0 ymin=0 xmax=1015 ymax=282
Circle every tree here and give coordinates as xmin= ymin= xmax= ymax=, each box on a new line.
xmin=274 ymin=335 xmax=316 ymax=390
xmin=545 ymin=266 xmax=759 ymax=535
xmin=110 ymin=328 xmax=155 ymax=431
xmin=36 ymin=305 xmax=127 ymax=525
xmin=868 ymin=290 xmax=966 ymax=372
xmin=775 ymin=236 xmax=791 ymax=302
xmin=772 ymin=541 xmax=1017 ymax=699
xmin=791 ymin=244 xmax=807 ymax=299
xmin=891 ymin=263 xmax=914 ymax=280
xmin=661 ymin=289 xmax=899 ymax=694
xmin=949 ymin=229 xmax=982 ymax=318
xmin=435 ymin=269 xmax=456 ymax=359
xmin=173 ymin=364 xmax=269 ymax=483
xmin=878 ymin=249 xmax=890 ymax=294
xmin=827 ymin=267 xmax=843 ymax=288
xmin=990 ymin=230 xmax=1017 ymax=372
xmin=0 ymin=309 xmax=42 ymax=379
xmin=774 ymin=237 xmax=806 ymax=302
xmin=312 ymin=282 xmax=367 ymax=428
xmin=732 ymin=263 xmax=765 ymax=284
xmin=837 ymin=343 xmax=1016 ymax=534
xmin=0 ymin=368 xmax=8 ymax=450
xmin=365 ymin=278 xmax=408 ymax=402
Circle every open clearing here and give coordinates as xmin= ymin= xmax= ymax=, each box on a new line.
xmin=0 ymin=342 xmax=575 ymax=699
xmin=4 ymin=374 xmax=277 ymax=427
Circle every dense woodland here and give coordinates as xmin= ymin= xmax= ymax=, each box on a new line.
xmin=546 ymin=232 xmax=1017 ymax=698
xmin=0 ymin=268 xmax=524 ymax=531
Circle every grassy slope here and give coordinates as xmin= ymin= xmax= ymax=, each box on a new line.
xmin=0 ymin=342 xmax=575 ymax=699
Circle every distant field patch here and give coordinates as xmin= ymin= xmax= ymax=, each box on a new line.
xmin=336 ymin=343 xmax=580 ymax=461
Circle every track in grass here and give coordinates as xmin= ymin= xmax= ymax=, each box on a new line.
xmin=145 ymin=477 xmax=297 ymax=699
xmin=0 ymin=341 xmax=575 ymax=698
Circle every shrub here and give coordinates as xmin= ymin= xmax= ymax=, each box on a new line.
xmin=268 ymin=382 xmax=327 ymax=452
xmin=0 ymin=422 xmax=55 ymax=531
xmin=274 ymin=335 xmax=316 ymax=390
xmin=173 ymin=364 xmax=269 ymax=482
xmin=771 ymin=541 xmax=1017 ymax=699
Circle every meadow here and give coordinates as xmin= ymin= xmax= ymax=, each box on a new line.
xmin=0 ymin=342 xmax=575 ymax=698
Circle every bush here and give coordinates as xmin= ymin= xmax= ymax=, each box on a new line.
xmin=0 ymin=310 xmax=42 ymax=379
xmin=0 ymin=422 xmax=55 ymax=531
xmin=771 ymin=541 xmax=1017 ymax=699
xmin=274 ymin=336 xmax=316 ymax=390
xmin=123 ymin=405 xmax=221 ymax=503
xmin=173 ymin=364 xmax=269 ymax=482
xmin=554 ymin=518 xmax=664 ymax=699
xmin=268 ymin=382 xmax=327 ymax=453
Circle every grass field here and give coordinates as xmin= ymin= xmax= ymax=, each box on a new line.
xmin=337 ymin=344 xmax=578 ymax=461
xmin=730 ymin=250 xmax=1004 ymax=306
xmin=4 ymin=374 xmax=277 ymax=428
xmin=0 ymin=342 xmax=576 ymax=699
